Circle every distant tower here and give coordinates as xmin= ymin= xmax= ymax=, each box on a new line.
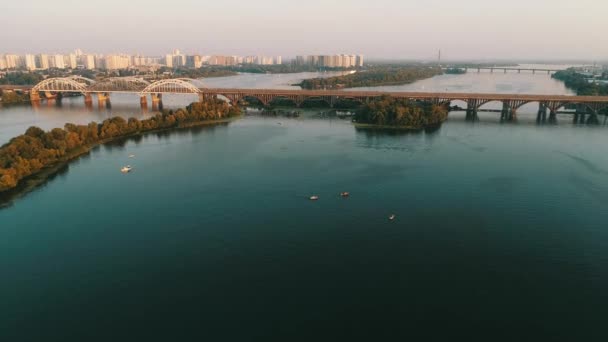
xmin=438 ymin=49 xmax=442 ymax=66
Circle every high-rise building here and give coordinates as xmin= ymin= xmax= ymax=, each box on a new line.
xmin=208 ymin=55 xmax=237 ymax=66
xmin=0 ymin=56 xmax=7 ymax=70
xmin=295 ymin=54 xmax=362 ymax=68
xmin=165 ymin=54 xmax=173 ymax=68
xmin=81 ymin=55 xmax=96 ymax=69
xmin=104 ymin=54 xmax=131 ymax=70
xmin=95 ymin=55 xmax=106 ymax=70
xmin=65 ymin=54 xmax=78 ymax=69
xmin=49 ymin=54 xmax=65 ymax=69
xmin=356 ymin=55 xmax=364 ymax=67
xmin=186 ymin=55 xmax=203 ymax=68
xmin=172 ymin=54 xmax=186 ymax=68
xmin=37 ymin=54 xmax=49 ymax=70
xmin=24 ymin=55 xmax=36 ymax=70
xmin=24 ymin=55 xmax=37 ymax=70
xmin=4 ymin=55 xmax=20 ymax=69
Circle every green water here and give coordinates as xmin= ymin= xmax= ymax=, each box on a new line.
xmin=1 ymin=70 xmax=608 ymax=340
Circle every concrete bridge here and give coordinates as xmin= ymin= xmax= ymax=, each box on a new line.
xmin=443 ymin=67 xmax=561 ymax=74
xmin=23 ymin=77 xmax=608 ymax=123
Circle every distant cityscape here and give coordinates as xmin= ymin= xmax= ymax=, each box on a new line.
xmin=0 ymin=49 xmax=363 ymax=71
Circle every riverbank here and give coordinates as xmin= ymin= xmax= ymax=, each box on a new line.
xmin=552 ymin=69 xmax=608 ymax=96
xmin=353 ymin=122 xmax=424 ymax=132
xmin=0 ymin=116 xmax=239 ymax=208
xmin=0 ymin=99 xmax=240 ymax=195
xmin=0 ymin=91 xmax=30 ymax=105
xmin=298 ymin=65 xmax=443 ymax=90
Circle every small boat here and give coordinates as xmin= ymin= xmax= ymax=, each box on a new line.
xmin=129 ymin=154 xmax=135 ymax=158
xmin=121 ymin=165 xmax=132 ymax=173
xmin=340 ymin=192 xmax=350 ymax=197
xmin=389 ymin=214 xmax=396 ymax=221
xmin=309 ymin=196 xmax=319 ymax=201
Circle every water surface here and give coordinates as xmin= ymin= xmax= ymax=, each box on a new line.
xmin=1 ymin=68 xmax=607 ymax=340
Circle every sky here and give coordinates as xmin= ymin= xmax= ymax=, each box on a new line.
xmin=1 ymin=0 xmax=606 ymax=61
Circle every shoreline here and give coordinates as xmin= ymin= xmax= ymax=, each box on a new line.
xmin=0 ymin=116 xmax=239 ymax=209
xmin=353 ymin=122 xmax=426 ymax=132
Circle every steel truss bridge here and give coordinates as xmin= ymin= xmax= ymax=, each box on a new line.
xmin=26 ymin=76 xmax=608 ymax=122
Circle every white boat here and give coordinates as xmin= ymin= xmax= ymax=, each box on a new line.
xmin=389 ymin=214 xmax=396 ymax=221
xmin=309 ymin=195 xmax=319 ymax=201
xmin=129 ymin=154 xmax=135 ymax=158
xmin=121 ymin=165 xmax=132 ymax=173
xmin=340 ymin=192 xmax=350 ymax=198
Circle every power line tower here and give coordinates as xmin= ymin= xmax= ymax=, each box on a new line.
xmin=438 ymin=50 xmax=442 ymax=66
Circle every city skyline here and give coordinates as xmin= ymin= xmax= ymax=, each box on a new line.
xmin=0 ymin=49 xmax=365 ymax=70
xmin=2 ymin=0 xmax=607 ymax=60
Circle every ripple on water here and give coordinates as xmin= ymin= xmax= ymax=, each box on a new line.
xmin=480 ymin=176 xmax=522 ymax=194
xmin=557 ymin=151 xmax=608 ymax=175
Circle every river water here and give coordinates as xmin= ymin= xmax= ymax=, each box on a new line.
xmin=1 ymin=68 xmax=607 ymax=340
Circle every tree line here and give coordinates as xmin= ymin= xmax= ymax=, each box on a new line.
xmin=0 ymin=72 xmax=44 ymax=85
xmin=0 ymin=90 xmax=30 ymax=105
xmin=552 ymin=69 xmax=608 ymax=96
xmin=355 ymin=95 xmax=448 ymax=128
xmin=299 ymin=66 xmax=443 ymax=90
xmin=0 ymin=99 xmax=241 ymax=192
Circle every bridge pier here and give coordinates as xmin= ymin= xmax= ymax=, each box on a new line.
xmin=501 ymin=102 xmax=509 ymax=120
xmin=97 ymin=92 xmax=111 ymax=109
xmin=84 ymin=93 xmax=93 ymax=107
xmin=500 ymin=101 xmax=516 ymax=122
xmin=55 ymin=93 xmax=63 ymax=106
xmin=140 ymin=95 xmax=148 ymax=110
xmin=587 ymin=110 xmax=599 ymax=125
xmin=30 ymin=90 xmax=41 ymax=105
xmin=151 ymin=93 xmax=163 ymax=111
xmin=548 ymin=108 xmax=558 ymax=124
xmin=536 ymin=103 xmax=547 ymax=123
xmin=465 ymin=99 xmax=479 ymax=121
xmin=330 ymin=96 xmax=338 ymax=108
xmin=574 ymin=104 xmax=586 ymax=124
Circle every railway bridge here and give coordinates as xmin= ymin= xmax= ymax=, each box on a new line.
xmin=24 ymin=77 xmax=608 ymax=123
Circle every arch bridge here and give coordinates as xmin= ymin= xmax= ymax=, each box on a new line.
xmin=28 ymin=77 xmax=608 ymax=122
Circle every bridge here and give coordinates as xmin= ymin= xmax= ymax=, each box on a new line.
xmin=443 ymin=67 xmax=561 ymax=74
xmin=23 ymin=77 xmax=608 ymax=123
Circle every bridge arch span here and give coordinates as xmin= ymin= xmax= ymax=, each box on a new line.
xmin=549 ymin=102 xmax=608 ymax=114
xmin=268 ymin=95 xmax=299 ymax=107
xmin=89 ymin=77 xmax=150 ymax=93
xmin=475 ymin=100 xmax=504 ymax=111
xmin=32 ymin=77 xmax=88 ymax=94
xmin=241 ymin=95 xmax=267 ymax=106
xmin=68 ymin=75 xmax=96 ymax=86
xmin=140 ymin=79 xmax=201 ymax=95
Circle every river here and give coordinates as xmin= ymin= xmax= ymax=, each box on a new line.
xmin=1 ymin=68 xmax=607 ymax=340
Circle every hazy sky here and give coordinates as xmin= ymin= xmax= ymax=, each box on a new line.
xmin=1 ymin=0 xmax=606 ymax=60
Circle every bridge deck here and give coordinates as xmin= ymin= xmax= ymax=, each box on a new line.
xmin=202 ymin=88 xmax=608 ymax=103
